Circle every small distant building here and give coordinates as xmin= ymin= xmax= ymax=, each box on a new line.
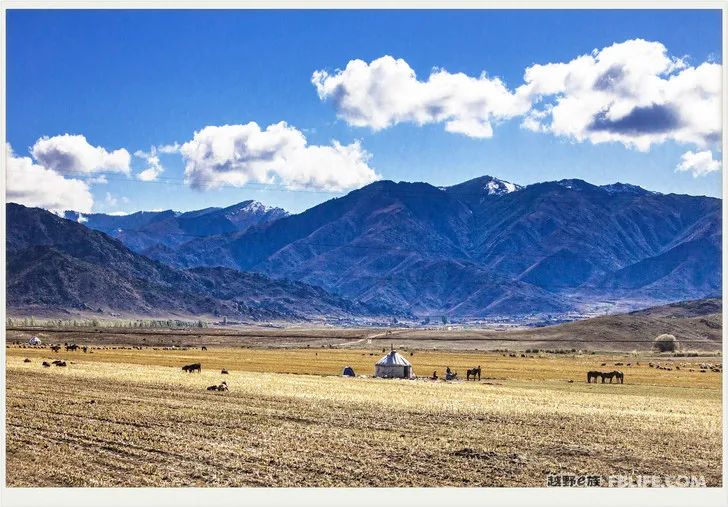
xmin=375 ymin=348 xmax=414 ymax=378
xmin=28 ymin=336 xmax=41 ymax=346
xmin=342 ymin=366 xmax=356 ymax=377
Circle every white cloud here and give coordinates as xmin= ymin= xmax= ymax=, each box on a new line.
xmin=6 ymin=143 xmax=94 ymax=214
xmin=104 ymin=192 xmax=118 ymax=207
xmin=134 ymin=147 xmax=164 ymax=181
xmin=313 ymin=40 xmax=721 ymax=152
xmin=31 ymin=134 xmax=131 ymax=175
xmin=519 ymin=39 xmax=721 ymax=151
xmin=87 ymin=175 xmax=108 ymax=184
xmin=179 ymin=121 xmax=379 ymax=191
xmin=675 ymin=150 xmax=721 ymax=177
xmin=312 ymin=55 xmax=530 ymax=138
xmin=157 ymin=142 xmax=180 ymax=154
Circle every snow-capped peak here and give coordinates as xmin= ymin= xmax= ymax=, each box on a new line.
xmin=485 ymin=178 xmax=521 ymax=195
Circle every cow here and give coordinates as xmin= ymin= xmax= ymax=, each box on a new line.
xmin=182 ymin=363 xmax=202 ymax=373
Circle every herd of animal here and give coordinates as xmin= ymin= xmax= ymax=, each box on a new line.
xmin=180 ymin=363 xmax=231 ymax=392
xmin=9 ymin=341 xmax=721 ymax=390
xmin=586 ymin=370 xmax=624 ymax=383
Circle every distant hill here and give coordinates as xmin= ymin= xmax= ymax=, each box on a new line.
xmin=64 ymin=200 xmax=288 ymax=253
xmin=380 ymin=298 xmax=722 ymax=352
xmin=6 ymin=203 xmax=397 ymax=321
xmin=137 ymin=176 xmax=720 ymax=317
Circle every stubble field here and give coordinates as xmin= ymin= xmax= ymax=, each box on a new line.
xmin=5 ymin=343 xmax=723 ymax=487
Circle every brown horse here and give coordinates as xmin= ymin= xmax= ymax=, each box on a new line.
xmin=65 ymin=344 xmax=79 ymax=352
xmin=466 ymin=366 xmax=482 ymax=381
xmin=587 ymin=371 xmax=602 ymax=383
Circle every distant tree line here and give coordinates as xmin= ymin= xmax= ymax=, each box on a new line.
xmin=6 ymin=317 xmax=208 ymax=329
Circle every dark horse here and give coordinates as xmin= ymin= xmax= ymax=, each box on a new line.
xmin=466 ymin=366 xmax=482 ymax=381
xmin=587 ymin=371 xmax=602 ymax=383
xmin=65 ymin=344 xmax=79 ymax=352
xmin=602 ymin=370 xmax=624 ymax=384
xmin=182 ymin=363 xmax=202 ymax=373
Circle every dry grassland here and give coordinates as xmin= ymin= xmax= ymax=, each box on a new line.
xmin=5 ymin=346 xmax=723 ymax=487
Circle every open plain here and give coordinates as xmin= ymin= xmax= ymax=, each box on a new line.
xmin=5 ymin=332 xmax=723 ymax=487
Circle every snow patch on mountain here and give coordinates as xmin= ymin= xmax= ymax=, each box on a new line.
xmin=485 ymin=178 xmax=521 ymax=195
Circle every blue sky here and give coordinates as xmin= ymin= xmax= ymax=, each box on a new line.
xmin=6 ymin=9 xmax=723 ymax=214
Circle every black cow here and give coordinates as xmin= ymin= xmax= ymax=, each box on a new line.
xmin=182 ymin=363 xmax=202 ymax=373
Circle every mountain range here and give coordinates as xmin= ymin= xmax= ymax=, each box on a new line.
xmin=7 ymin=203 xmax=396 ymax=321
xmin=9 ymin=175 xmax=721 ymax=319
xmin=63 ymin=200 xmax=287 ymax=254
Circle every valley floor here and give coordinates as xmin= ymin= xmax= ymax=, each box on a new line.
xmin=5 ymin=346 xmax=723 ymax=487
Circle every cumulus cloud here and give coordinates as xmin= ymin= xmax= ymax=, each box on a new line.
xmin=179 ymin=122 xmax=379 ymax=191
xmin=520 ymin=39 xmax=721 ymax=151
xmin=313 ymin=40 xmax=721 ymax=152
xmin=675 ymin=150 xmax=721 ymax=177
xmin=31 ymin=134 xmax=131 ymax=175
xmin=134 ymin=147 xmax=164 ymax=181
xmin=6 ymin=143 xmax=94 ymax=213
xmin=312 ymin=55 xmax=530 ymax=138
xmin=157 ymin=142 xmax=180 ymax=154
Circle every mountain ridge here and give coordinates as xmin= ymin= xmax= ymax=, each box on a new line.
xmin=10 ymin=174 xmax=720 ymax=319
xmin=7 ymin=203 xmax=399 ymax=321
xmin=127 ymin=176 xmax=719 ymax=317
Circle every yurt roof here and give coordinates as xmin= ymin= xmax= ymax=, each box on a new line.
xmin=375 ymin=350 xmax=411 ymax=366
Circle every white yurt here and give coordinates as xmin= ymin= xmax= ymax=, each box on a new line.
xmin=28 ymin=336 xmax=41 ymax=346
xmin=375 ymin=348 xmax=414 ymax=379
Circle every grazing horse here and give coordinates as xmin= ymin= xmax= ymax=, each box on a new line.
xmin=201 ymin=346 xmax=208 ymax=351
xmin=601 ymin=371 xmax=623 ymax=383
xmin=466 ymin=366 xmax=482 ymax=381
xmin=65 ymin=344 xmax=79 ymax=352
xmin=587 ymin=371 xmax=602 ymax=383
xmin=50 ymin=345 xmax=61 ymax=353
xmin=182 ymin=363 xmax=202 ymax=373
